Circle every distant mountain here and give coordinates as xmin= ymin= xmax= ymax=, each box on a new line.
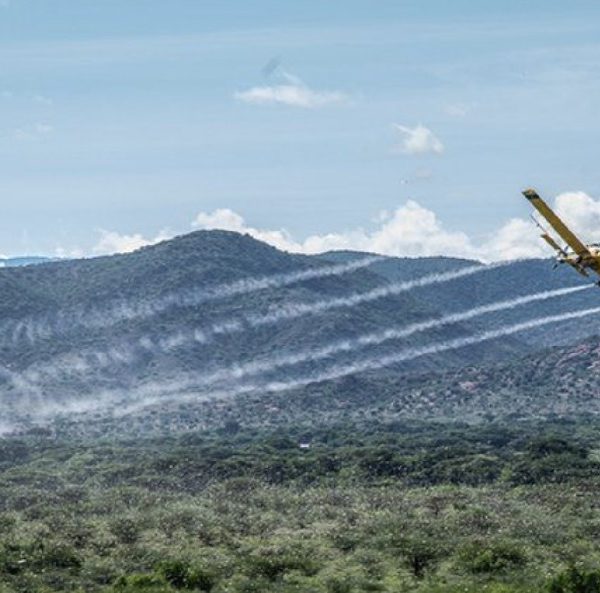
xmin=0 ymin=256 xmax=55 ymax=267
xmin=0 ymin=230 xmax=597 ymax=436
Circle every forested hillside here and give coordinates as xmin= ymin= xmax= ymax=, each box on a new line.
xmin=0 ymin=230 xmax=598 ymax=435
xmin=1 ymin=231 xmax=600 ymax=593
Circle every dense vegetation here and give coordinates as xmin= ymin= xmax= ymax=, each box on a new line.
xmin=1 ymin=418 xmax=599 ymax=592
xmin=1 ymin=232 xmax=600 ymax=591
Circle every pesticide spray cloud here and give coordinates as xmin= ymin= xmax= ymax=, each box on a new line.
xmin=260 ymin=305 xmax=600 ymax=394
xmin=246 ymin=261 xmax=506 ymax=327
xmin=7 ymin=299 xmax=598 ymax=432
xmin=4 ymin=260 xmax=520 ymax=388
xmin=0 ymin=255 xmax=383 ymax=345
xmin=139 ymin=261 xmax=505 ymax=350
xmin=145 ymin=261 xmax=505 ymax=350
xmin=114 ymin=303 xmax=600 ymax=417
xmin=0 ymin=259 xmax=501 ymax=391
xmin=108 ymin=287 xmax=599 ymax=416
xmin=186 ymin=284 xmax=592 ymax=387
xmin=10 ymin=294 xmax=597 ymax=427
xmin=6 ymin=283 xmax=593 ymax=400
xmin=161 ymin=307 xmax=600 ymax=412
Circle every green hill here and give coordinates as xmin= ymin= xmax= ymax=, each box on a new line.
xmin=0 ymin=229 xmax=597 ymax=435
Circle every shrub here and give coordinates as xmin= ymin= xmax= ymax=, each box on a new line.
xmin=114 ymin=573 xmax=171 ymax=591
xmin=37 ymin=543 xmax=82 ymax=570
xmin=110 ymin=517 xmax=142 ymax=545
xmin=459 ymin=541 xmax=527 ymax=574
xmin=392 ymin=536 xmax=441 ymax=578
xmin=243 ymin=543 xmax=320 ymax=581
xmin=547 ymin=565 xmax=600 ymax=593
xmin=157 ymin=559 xmax=216 ymax=591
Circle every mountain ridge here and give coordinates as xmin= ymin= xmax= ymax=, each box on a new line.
xmin=0 ymin=229 xmax=597 ymax=437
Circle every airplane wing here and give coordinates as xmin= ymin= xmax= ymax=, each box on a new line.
xmin=522 ymin=188 xmax=592 ymax=258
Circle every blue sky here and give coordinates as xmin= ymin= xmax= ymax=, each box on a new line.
xmin=2 ymin=0 xmax=600 ymax=258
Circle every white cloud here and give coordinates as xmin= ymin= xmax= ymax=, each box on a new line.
xmin=82 ymin=190 xmax=600 ymax=263
xmin=480 ymin=218 xmax=547 ymax=261
xmin=192 ymin=202 xmax=477 ymax=259
xmin=54 ymin=246 xmax=85 ymax=259
xmin=192 ymin=209 xmax=299 ymax=252
xmin=482 ymin=190 xmax=600 ymax=260
xmin=235 ymin=67 xmax=347 ymax=109
xmin=93 ymin=229 xmax=171 ymax=255
xmin=554 ymin=191 xmax=600 ymax=243
xmin=235 ymin=84 xmax=346 ymax=109
xmin=192 ymin=208 xmax=246 ymax=232
xmin=189 ymin=191 xmax=600 ymax=262
xmin=393 ymin=124 xmax=444 ymax=155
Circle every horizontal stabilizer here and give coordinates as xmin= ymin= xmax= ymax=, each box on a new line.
xmin=540 ymin=233 xmax=564 ymax=254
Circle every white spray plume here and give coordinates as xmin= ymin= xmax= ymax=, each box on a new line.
xmin=0 ymin=255 xmax=383 ymax=345
xmin=114 ymin=290 xmax=600 ymax=416
xmin=188 ymin=284 xmax=592 ymax=387
xmin=143 ymin=261 xmax=503 ymax=351
xmin=259 ymin=305 xmax=600 ymax=394
xmin=3 ymin=282 xmax=590 ymax=401
xmin=246 ymin=261 xmax=508 ymax=327
xmin=3 ymin=260 xmax=510 ymax=387
xmin=148 ymin=261 xmax=504 ymax=350
xmin=18 ymin=297 xmax=598 ymax=424
xmin=114 ymin=304 xmax=600 ymax=417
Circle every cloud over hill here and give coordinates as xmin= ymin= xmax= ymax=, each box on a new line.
xmin=88 ymin=191 xmax=600 ymax=263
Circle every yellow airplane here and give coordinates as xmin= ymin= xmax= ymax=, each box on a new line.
xmin=523 ymin=188 xmax=600 ymax=281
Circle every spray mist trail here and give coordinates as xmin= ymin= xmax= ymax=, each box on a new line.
xmin=114 ymin=284 xmax=595 ymax=416
xmin=0 ymin=255 xmax=383 ymax=346
xmin=138 ymin=262 xmax=503 ymax=350
xmin=117 ymin=304 xmax=600 ymax=416
xmin=107 ymin=261 xmax=508 ymax=352
xmin=12 ymin=300 xmax=600 ymax=427
xmin=0 ymin=259 xmax=498 ymax=381
xmin=189 ymin=284 xmax=591 ymax=387
xmin=5 ymin=260 xmax=518 ymax=386
xmin=246 ymin=261 xmax=510 ymax=327
xmin=6 ymin=282 xmax=590 ymax=395
xmin=125 ymin=260 xmax=559 ymax=354
xmin=261 ymin=305 xmax=600 ymax=394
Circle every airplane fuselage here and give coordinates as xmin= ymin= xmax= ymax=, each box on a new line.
xmin=523 ymin=188 xmax=600 ymax=279
xmin=560 ymin=246 xmax=600 ymax=275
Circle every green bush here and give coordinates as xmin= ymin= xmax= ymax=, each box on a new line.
xmin=243 ymin=543 xmax=320 ymax=581
xmin=114 ymin=573 xmax=172 ymax=591
xmin=110 ymin=517 xmax=141 ymax=545
xmin=156 ymin=559 xmax=216 ymax=591
xmin=548 ymin=565 xmax=600 ymax=593
xmin=37 ymin=543 xmax=82 ymax=570
xmin=392 ymin=536 xmax=442 ymax=578
xmin=458 ymin=541 xmax=527 ymax=574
